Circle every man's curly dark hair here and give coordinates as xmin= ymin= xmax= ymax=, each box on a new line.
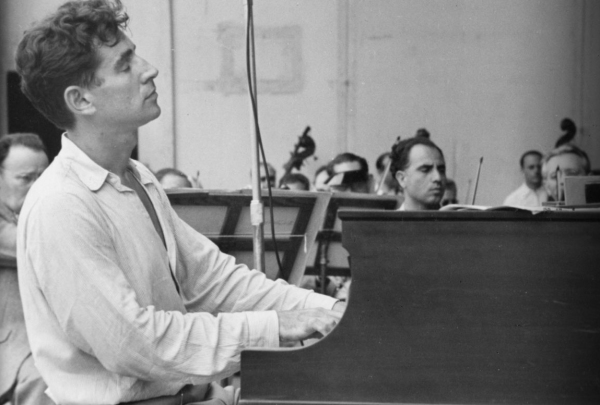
xmin=16 ymin=0 xmax=129 ymax=129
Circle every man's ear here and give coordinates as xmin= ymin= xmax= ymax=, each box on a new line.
xmin=64 ymin=86 xmax=95 ymax=117
xmin=395 ymin=171 xmax=406 ymax=189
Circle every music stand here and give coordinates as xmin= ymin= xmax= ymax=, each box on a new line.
xmin=167 ymin=189 xmax=330 ymax=286
xmin=303 ymin=192 xmax=398 ymax=292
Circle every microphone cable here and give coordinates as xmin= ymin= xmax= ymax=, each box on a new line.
xmin=245 ymin=2 xmax=284 ymax=277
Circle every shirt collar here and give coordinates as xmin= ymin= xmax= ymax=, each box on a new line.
xmin=59 ymin=134 xmax=153 ymax=191
xmin=129 ymin=160 xmax=155 ymax=186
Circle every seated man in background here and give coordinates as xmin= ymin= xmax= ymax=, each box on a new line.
xmin=503 ymin=150 xmax=547 ymax=207
xmin=260 ymin=162 xmax=277 ymax=188
xmin=0 ymin=133 xmax=51 ymax=405
xmin=155 ymin=167 xmax=193 ymax=189
xmin=307 ymin=153 xmax=372 ymax=301
xmin=389 ymin=137 xmax=447 ymax=210
xmin=441 ymin=178 xmax=458 ymax=207
xmin=246 ymin=163 xmax=276 ymax=190
xmin=325 ymin=152 xmax=372 ymax=194
xmin=16 ymin=1 xmax=343 ymax=404
xmin=542 ymin=144 xmax=591 ymax=201
xmin=279 ymin=172 xmax=310 ymax=191
xmin=312 ymin=165 xmax=330 ymax=191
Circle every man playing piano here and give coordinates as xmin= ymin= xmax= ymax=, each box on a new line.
xmin=15 ymin=1 xmax=343 ymax=404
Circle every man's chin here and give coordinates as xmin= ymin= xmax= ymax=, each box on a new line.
xmin=152 ymin=105 xmax=162 ymax=119
xmin=424 ymin=196 xmax=443 ymax=209
xmin=140 ymin=107 xmax=162 ymax=126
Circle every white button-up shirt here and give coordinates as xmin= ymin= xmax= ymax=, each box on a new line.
xmin=503 ymin=183 xmax=548 ymax=207
xmin=17 ymin=135 xmax=335 ymax=404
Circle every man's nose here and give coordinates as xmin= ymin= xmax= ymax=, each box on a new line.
xmin=140 ymin=57 xmax=159 ymax=82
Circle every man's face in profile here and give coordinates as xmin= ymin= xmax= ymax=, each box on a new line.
xmin=87 ymin=34 xmax=161 ymax=131
xmin=522 ymin=154 xmax=542 ymax=189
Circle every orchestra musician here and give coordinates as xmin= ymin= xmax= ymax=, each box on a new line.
xmin=441 ymin=178 xmax=459 ymax=206
xmin=389 ymin=136 xmax=447 ymax=211
xmin=325 ymin=152 xmax=372 ymax=194
xmin=155 ymin=167 xmax=193 ymax=189
xmin=0 ymin=133 xmax=51 ymax=405
xmin=312 ymin=165 xmax=330 ymax=191
xmin=14 ymin=1 xmax=344 ymax=404
xmin=503 ymin=150 xmax=547 ymax=207
xmin=542 ymin=144 xmax=591 ymax=202
xmin=279 ymin=172 xmax=310 ymax=191
xmin=258 ymin=162 xmax=277 ymax=189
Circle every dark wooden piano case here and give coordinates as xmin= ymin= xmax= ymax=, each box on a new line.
xmin=241 ymin=210 xmax=600 ymax=405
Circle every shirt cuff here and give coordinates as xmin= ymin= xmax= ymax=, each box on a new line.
xmin=245 ymin=310 xmax=279 ymax=348
xmin=303 ymin=291 xmax=338 ymax=310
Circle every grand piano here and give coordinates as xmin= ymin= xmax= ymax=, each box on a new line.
xmin=240 ymin=210 xmax=600 ymax=404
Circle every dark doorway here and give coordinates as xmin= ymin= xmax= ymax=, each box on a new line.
xmin=7 ymin=70 xmax=62 ymax=162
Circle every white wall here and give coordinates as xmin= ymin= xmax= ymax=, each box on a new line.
xmin=347 ymin=0 xmax=588 ymax=205
xmin=2 ymin=0 xmax=599 ymax=206
xmin=136 ymin=0 xmax=599 ymax=205
xmin=168 ymin=0 xmax=341 ymax=189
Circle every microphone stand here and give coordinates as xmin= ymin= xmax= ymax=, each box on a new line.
xmin=245 ymin=0 xmax=265 ymax=272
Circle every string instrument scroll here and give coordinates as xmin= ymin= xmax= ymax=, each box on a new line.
xmin=282 ymin=126 xmax=316 ymax=179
